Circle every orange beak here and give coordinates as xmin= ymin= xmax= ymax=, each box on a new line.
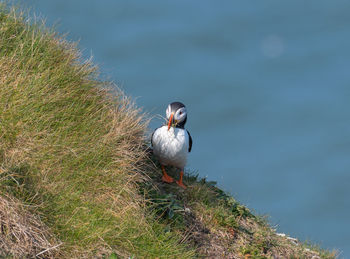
xmin=167 ymin=113 xmax=174 ymax=131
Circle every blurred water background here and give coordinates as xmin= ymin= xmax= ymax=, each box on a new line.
xmin=14 ymin=0 xmax=350 ymax=257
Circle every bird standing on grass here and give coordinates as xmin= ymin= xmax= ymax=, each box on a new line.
xmin=151 ymin=102 xmax=192 ymax=189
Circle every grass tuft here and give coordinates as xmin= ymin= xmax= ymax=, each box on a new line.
xmin=0 ymin=193 xmax=61 ymax=258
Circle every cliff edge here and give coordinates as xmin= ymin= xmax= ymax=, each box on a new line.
xmin=0 ymin=5 xmax=337 ymax=259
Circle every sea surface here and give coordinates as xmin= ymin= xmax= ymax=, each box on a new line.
xmin=15 ymin=0 xmax=350 ymax=257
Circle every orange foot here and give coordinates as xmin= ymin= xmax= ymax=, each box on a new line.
xmin=176 ymin=180 xmax=186 ymax=189
xmin=161 ymin=165 xmax=174 ymax=183
xmin=162 ymin=174 xmax=174 ymax=183
xmin=176 ymin=171 xmax=186 ymax=189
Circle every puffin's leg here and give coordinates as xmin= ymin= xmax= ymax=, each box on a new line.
xmin=161 ymin=165 xmax=174 ymax=183
xmin=176 ymin=170 xmax=186 ymax=189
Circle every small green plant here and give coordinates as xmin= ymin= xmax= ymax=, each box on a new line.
xmin=151 ymin=193 xmax=184 ymax=220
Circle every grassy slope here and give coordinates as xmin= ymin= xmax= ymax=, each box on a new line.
xmin=0 ymin=5 xmax=337 ymax=259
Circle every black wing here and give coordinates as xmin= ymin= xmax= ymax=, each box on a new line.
xmin=187 ymin=130 xmax=193 ymax=152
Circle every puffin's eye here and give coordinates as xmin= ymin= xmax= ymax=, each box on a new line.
xmin=179 ymin=111 xmax=182 ymax=115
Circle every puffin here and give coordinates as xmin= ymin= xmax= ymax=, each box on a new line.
xmin=151 ymin=102 xmax=192 ymax=189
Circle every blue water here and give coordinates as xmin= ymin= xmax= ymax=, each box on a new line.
xmin=15 ymin=0 xmax=350 ymax=257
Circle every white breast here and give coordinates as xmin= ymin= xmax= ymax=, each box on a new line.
xmin=152 ymin=126 xmax=189 ymax=169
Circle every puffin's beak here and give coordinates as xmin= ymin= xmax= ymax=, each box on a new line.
xmin=167 ymin=113 xmax=174 ymax=131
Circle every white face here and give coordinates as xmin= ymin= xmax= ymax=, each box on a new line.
xmin=166 ymin=104 xmax=187 ymax=124
xmin=174 ymin=107 xmax=187 ymax=124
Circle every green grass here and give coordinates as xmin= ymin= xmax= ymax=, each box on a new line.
xmin=0 ymin=4 xmax=194 ymax=258
xmin=0 ymin=4 xmax=338 ymax=259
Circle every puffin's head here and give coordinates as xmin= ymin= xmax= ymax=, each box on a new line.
xmin=166 ymin=101 xmax=187 ymax=130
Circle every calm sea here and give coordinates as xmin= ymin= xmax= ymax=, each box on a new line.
xmin=16 ymin=0 xmax=350 ymax=256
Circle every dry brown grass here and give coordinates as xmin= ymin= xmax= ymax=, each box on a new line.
xmin=0 ymin=193 xmax=61 ymax=258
